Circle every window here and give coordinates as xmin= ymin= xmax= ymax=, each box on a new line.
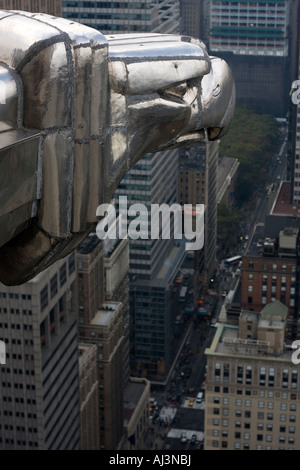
xmin=223 ymin=363 xmax=230 ymax=382
xmin=214 ymin=363 xmax=221 ymax=382
xmin=246 ymin=365 xmax=252 ymax=384
xmin=237 ymin=365 xmax=243 ymax=384
xmin=291 ymin=370 xmax=298 ymax=389
xmin=40 ymin=286 xmax=49 ymax=312
xmin=68 ymin=252 xmax=75 ymax=275
xmin=260 ymin=367 xmax=266 ymax=386
xmin=59 ymin=263 xmax=67 ymax=287
xmin=50 ymin=274 xmax=58 ymax=299
xmin=282 ymin=369 xmax=289 ymax=388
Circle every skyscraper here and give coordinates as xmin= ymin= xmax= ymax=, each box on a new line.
xmin=115 ymin=150 xmax=180 ymax=280
xmin=178 ymin=140 xmax=219 ymax=285
xmin=209 ymin=0 xmax=289 ymax=57
xmin=290 ymin=0 xmax=300 ymax=205
xmin=208 ymin=0 xmax=291 ymax=116
xmin=0 ymin=0 xmax=62 ymax=15
xmin=0 ymin=253 xmax=80 ymax=450
xmin=62 ymin=0 xmax=180 ymax=34
xmin=180 ymin=0 xmax=210 ymax=41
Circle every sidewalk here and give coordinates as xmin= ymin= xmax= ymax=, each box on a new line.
xmin=144 ymin=421 xmax=171 ymax=450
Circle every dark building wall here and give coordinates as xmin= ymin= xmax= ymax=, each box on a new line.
xmin=216 ymin=52 xmax=290 ymax=117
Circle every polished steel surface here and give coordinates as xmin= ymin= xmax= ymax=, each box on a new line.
xmin=0 ymin=10 xmax=235 ymax=285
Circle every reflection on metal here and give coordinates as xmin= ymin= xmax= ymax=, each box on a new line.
xmin=0 ymin=11 xmax=236 ymax=285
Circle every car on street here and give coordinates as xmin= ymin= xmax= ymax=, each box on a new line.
xmin=188 ymin=397 xmax=195 ymax=407
xmin=191 ymin=434 xmax=197 ymax=444
xmin=180 ymin=432 xmax=187 ymax=443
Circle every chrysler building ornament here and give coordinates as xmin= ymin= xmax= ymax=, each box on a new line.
xmin=0 ymin=10 xmax=235 ymax=285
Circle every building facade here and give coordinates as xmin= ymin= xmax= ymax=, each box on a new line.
xmin=209 ymin=0 xmax=289 ymax=57
xmin=290 ymin=0 xmax=300 ymax=205
xmin=78 ymin=342 xmax=100 ymax=450
xmin=241 ymin=226 xmax=299 ymax=338
xmin=0 ymin=253 xmax=80 ymax=450
xmin=178 ymin=141 xmax=219 ymax=284
xmin=179 ymin=0 xmax=210 ymax=41
xmin=208 ymin=0 xmax=291 ymax=116
xmin=62 ymin=0 xmax=180 ymax=34
xmin=104 ymin=234 xmax=130 ymax=387
xmin=205 ymin=306 xmax=300 ymax=450
xmin=0 ymin=0 xmax=62 ymax=15
xmin=115 ymin=150 xmax=180 ymax=281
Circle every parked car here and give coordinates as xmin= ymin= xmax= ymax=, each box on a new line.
xmin=180 ymin=432 xmax=187 ymax=443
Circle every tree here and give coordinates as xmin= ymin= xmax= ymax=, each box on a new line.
xmin=219 ymin=106 xmax=280 ymax=205
xmin=217 ymin=204 xmax=242 ymax=252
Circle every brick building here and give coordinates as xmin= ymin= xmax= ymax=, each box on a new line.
xmin=241 ymin=226 xmax=299 ymax=338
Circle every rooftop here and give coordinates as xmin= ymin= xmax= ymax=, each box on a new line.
xmin=260 ymin=299 xmax=288 ymax=320
xmin=206 ymin=322 xmax=293 ymax=362
xmin=244 ymin=223 xmax=297 ymax=260
xmin=77 ymin=232 xmax=101 ymax=255
xmin=123 ymin=379 xmax=148 ymax=425
xmin=132 ymin=240 xmax=186 ymax=289
xmin=91 ymin=302 xmax=121 ymax=326
xmin=271 ymin=181 xmax=300 ymax=217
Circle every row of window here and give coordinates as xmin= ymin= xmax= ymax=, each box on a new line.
xmin=246 ymin=262 xmax=295 ymax=272
xmin=212 ymin=413 xmax=297 ymax=426
xmin=0 ymin=294 xmax=31 ymax=300
xmin=213 ymin=401 xmax=297 ymax=413
xmin=0 ymin=323 xmax=33 ymax=330
xmin=0 ymin=439 xmax=38 ymax=447
xmin=0 ymin=309 xmax=32 ymax=315
xmin=214 ymin=363 xmax=298 ymax=388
